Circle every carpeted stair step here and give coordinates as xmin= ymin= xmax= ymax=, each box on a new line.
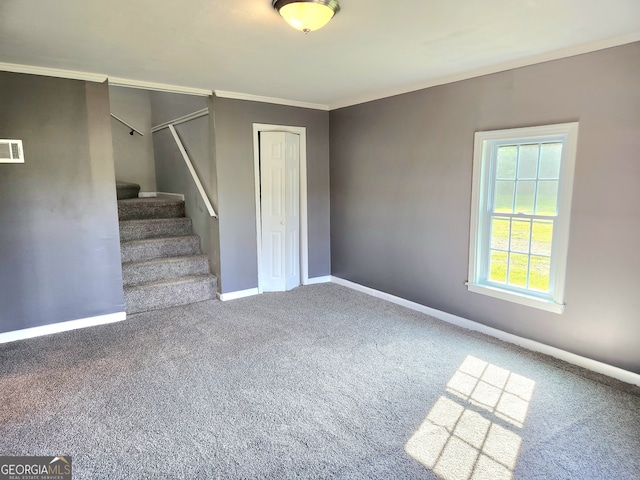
xmin=116 ymin=181 xmax=141 ymax=200
xmin=118 ymin=197 xmax=185 ymax=221
xmin=124 ymin=275 xmax=217 ymax=314
xmin=116 ymin=184 xmax=217 ymax=314
xmin=121 ymin=235 xmax=200 ymax=263
xmin=119 ymin=218 xmax=193 ymax=242
xmin=122 ymin=255 xmax=211 ymax=287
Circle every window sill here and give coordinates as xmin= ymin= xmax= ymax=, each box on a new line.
xmin=467 ymin=283 xmax=565 ymax=314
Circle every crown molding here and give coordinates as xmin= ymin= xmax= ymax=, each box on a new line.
xmin=0 ymin=62 xmax=108 ymax=83
xmin=4 ymin=31 xmax=638 ymax=111
xmin=329 ymin=32 xmax=640 ymax=110
xmin=0 ymin=63 xmax=211 ymax=96
xmin=215 ymin=90 xmax=329 ymax=111
xmin=109 ymin=77 xmax=211 ymax=96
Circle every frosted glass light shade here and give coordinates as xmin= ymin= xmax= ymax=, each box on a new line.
xmin=274 ymin=1 xmax=340 ymax=33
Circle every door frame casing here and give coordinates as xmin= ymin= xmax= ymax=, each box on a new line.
xmin=252 ymin=123 xmax=308 ymax=294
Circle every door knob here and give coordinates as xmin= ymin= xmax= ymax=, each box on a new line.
xmin=280 ymin=220 xmax=285 ymax=225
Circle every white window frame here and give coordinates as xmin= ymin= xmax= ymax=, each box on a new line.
xmin=468 ymin=123 xmax=579 ymax=314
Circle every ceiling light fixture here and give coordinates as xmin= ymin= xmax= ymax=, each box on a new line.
xmin=273 ymin=0 xmax=341 ymax=34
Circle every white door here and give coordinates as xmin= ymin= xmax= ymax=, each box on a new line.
xmin=284 ymin=133 xmax=300 ymax=291
xmin=260 ymin=131 xmax=300 ymax=292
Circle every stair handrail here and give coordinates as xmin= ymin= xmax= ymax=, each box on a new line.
xmin=110 ymin=113 xmax=144 ymax=136
xmin=167 ymin=124 xmax=217 ymax=218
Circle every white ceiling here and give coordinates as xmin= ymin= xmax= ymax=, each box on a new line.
xmin=1 ymin=0 xmax=639 ymax=109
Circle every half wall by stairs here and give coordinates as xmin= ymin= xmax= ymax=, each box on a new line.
xmin=116 ymin=182 xmax=217 ymax=314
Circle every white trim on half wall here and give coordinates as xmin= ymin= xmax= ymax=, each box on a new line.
xmin=0 ymin=312 xmax=127 ymax=345
xmin=330 ymin=276 xmax=640 ymax=387
xmin=137 ymin=192 xmax=186 ymax=201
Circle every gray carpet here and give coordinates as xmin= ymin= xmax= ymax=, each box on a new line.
xmin=1 ymin=284 xmax=639 ymax=479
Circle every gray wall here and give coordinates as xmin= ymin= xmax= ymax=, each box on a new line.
xmin=0 ymin=72 xmax=124 ymax=333
xmin=330 ymin=42 xmax=640 ymax=373
xmin=109 ymin=86 xmax=156 ymax=191
xmin=151 ymin=92 xmax=220 ymax=281
xmin=213 ymin=96 xmax=331 ymax=293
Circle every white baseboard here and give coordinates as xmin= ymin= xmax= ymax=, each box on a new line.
xmin=218 ymin=288 xmax=260 ymax=302
xmin=330 ymin=276 xmax=640 ymax=387
xmin=138 ymin=192 xmax=185 ymax=201
xmin=219 ymin=278 xmax=330 ymax=300
xmin=0 ymin=312 xmax=127 ymax=345
xmin=304 ymin=276 xmax=332 ymax=285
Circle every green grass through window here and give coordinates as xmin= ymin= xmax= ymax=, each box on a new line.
xmin=489 ymin=219 xmax=553 ymax=292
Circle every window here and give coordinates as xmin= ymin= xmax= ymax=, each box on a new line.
xmin=468 ymin=123 xmax=579 ymax=314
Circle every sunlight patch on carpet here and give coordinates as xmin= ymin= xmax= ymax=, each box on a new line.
xmin=405 ymin=355 xmax=535 ymax=480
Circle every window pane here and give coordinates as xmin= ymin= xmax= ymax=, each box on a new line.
xmin=539 ymin=143 xmax=562 ymax=179
xmin=489 ymin=250 xmax=508 ymax=284
xmin=491 ymin=217 xmax=510 ymax=250
xmin=535 ymin=181 xmax=559 ymax=215
xmin=494 ymin=181 xmax=515 ymax=213
xmin=510 ymin=219 xmax=531 ymax=253
xmin=496 ymin=146 xmax=517 ymax=179
xmin=531 ymin=220 xmax=553 ymax=256
xmin=529 ymin=256 xmax=551 ymax=292
xmin=518 ymin=144 xmax=539 ymax=179
xmin=515 ymin=181 xmax=535 ymax=214
xmin=508 ymin=253 xmax=528 ymax=287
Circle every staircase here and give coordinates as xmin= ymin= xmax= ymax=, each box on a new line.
xmin=116 ymin=181 xmax=217 ymax=314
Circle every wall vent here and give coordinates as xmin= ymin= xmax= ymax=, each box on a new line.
xmin=0 ymin=139 xmax=24 ymax=163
